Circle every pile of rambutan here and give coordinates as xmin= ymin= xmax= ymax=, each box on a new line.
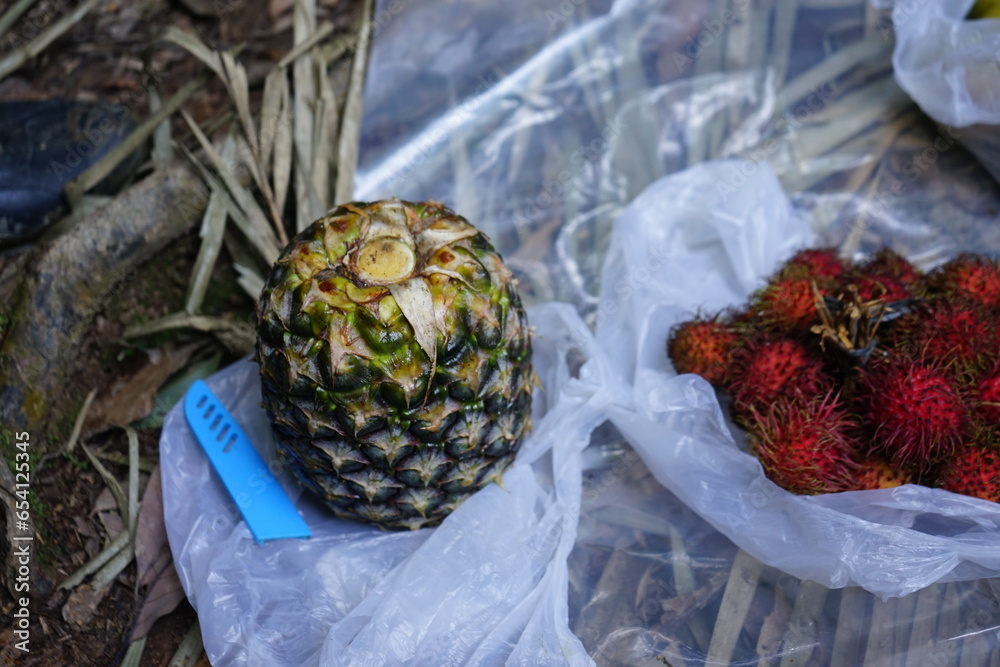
xmin=667 ymin=248 xmax=1000 ymax=502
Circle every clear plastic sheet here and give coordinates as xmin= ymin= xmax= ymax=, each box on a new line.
xmin=876 ymin=0 xmax=1000 ymax=182
xmin=161 ymin=0 xmax=1000 ymax=663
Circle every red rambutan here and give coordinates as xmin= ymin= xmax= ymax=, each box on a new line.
xmin=936 ymin=443 xmax=1000 ymax=503
xmin=862 ymin=357 xmax=969 ymax=468
xmin=729 ymin=336 xmax=830 ymax=411
xmin=974 ymin=366 xmax=1000 ymax=425
xmin=667 ymin=317 xmax=740 ymax=386
xmin=747 ymin=393 xmax=859 ymax=495
xmin=838 ymin=271 xmax=912 ymax=303
xmin=859 ymin=248 xmax=921 ymax=288
xmin=926 ymin=253 xmax=1000 ymax=309
xmin=846 ymin=457 xmax=917 ymax=491
xmin=893 ymin=298 xmax=999 ymax=374
xmin=752 ymin=277 xmax=827 ymax=331
xmin=781 ymin=247 xmax=847 ymax=280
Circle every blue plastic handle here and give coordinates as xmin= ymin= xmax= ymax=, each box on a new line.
xmin=183 ymin=380 xmax=311 ymax=544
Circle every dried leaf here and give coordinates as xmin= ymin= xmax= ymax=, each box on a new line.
xmin=334 ymin=0 xmax=374 ymax=204
xmin=185 ymin=188 xmax=229 ymax=314
xmin=259 ymin=68 xmax=287 ymax=172
xmin=161 ymin=27 xmax=225 ymax=79
xmin=62 ymin=583 xmax=111 ymax=628
xmin=130 ymin=563 xmax=185 ymax=641
xmin=135 ymin=466 xmax=171 ymax=587
xmin=272 ymin=73 xmax=294 ymax=216
xmin=292 ymin=0 xmax=318 ymax=230
xmin=179 ymin=113 xmax=280 ymax=263
xmin=278 ymin=21 xmax=334 ymax=68
xmin=84 ymin=345 xmax=199 ymax=432
xmin=388 ymin=278 xmax=437 ymax=364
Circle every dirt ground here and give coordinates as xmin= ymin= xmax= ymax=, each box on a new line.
xmin=0 ymin=0 xmax=364 ymax=663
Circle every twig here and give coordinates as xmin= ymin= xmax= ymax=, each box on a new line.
xmin=706 ymin=549 xmax=764 ymax=662
xmin=79 ymin=443 xmax=127 ymax=523
xmin=64 ymin=388 xmax=97 ymax=457
xmin=124 ymin=312 xmax=252 ymax=339
xmin=59 ymin=530 xmax=130 ymax=590
xmin=167 ymin=621 xmax=204 ymax=667
xmin=0 ymin=0 xmax=37 ymax=39
xmin=0 ymin=0 xmax=101 ymax=81
xmin=278 ymin=21 xmax=334 ymax=68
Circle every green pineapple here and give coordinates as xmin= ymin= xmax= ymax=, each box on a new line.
xmin=256 ymin=199 xmax=533 ymax=530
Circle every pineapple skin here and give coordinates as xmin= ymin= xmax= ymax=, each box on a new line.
xmin=255 ymin=200 xmax=533 ymax=530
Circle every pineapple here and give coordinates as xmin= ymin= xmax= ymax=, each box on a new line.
xmin=255 ymin=199 xmax=533 ymax=530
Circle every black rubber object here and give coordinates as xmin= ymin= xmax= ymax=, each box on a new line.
xmin=0 ymin=99 xmax=142 ymax=243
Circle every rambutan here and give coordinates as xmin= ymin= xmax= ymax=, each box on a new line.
xmin=751 ymin=276 xmax=827 ymax=331
xmin=859 ymin=248 xmax=921 ymax=288
xmin=862 ymin=357 xmax=969 ymax=468
xmin=781 ymin=247 xmax=847 ymax=280
xmin=893 ymin=298 xmax=998 ymax=375
xmin=847 ymin=457 xmax=917 ymax=491
xmin=925 ymin=253 xmax=1000 ymax=309
xmin=936 ymin=443 xmax=1000 ymax=503
xmin=729 ymin=336 xmax=830 ymax=411
xmin=667 ymin=317 xmax=740 ymax=385
xmin=838 ymin=271 xmax=912 ymax=303
xmin=974 ymin=365 xmax=1000 ymax=424
xmin=746 ymin=393 xmax=859 ymax=495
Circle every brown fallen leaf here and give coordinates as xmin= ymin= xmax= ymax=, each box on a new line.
xmin=130 ymin=563 xmax=186 ymax=641
xmin=83 ymin=343 xmax=199 ymax=434
xmin=130 ymin=465 xmax=188 ymax=641
xmin=91 ymin=474 xmax=148 ymax=541
xmin=135 ymin=466 xmax=171 ymax=588
xmin=63 ymin=583 xmax=111 ymax=628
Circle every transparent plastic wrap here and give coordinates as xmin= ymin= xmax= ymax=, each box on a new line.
xmin=876 ymin=0 xmax=1000 ymax=182
xmin=160 ymin=0 xmax=1000 ymax=663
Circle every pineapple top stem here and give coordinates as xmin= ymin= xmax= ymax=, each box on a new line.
xmin=348 ymin=200 xmax=417 ymax=286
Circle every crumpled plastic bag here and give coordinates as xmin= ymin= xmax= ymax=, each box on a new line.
xmin=876 ymin=0 xmax=1000 ymax=181
xmin=597 ymin=159 xmax=1000 ymax=600
xmin=161 ymin=299 xmax=626 ymax=665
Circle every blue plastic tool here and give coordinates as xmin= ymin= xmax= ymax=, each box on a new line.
xmin=183 ymin=380 xmax=311 ymax=544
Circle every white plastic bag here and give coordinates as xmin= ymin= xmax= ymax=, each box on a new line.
xmin=598 ymin=159 xmax=1000 ymax=600
xmin=877 ymin=0 xmax=1000 ymax=181
xmin=160 ymin=302 xmax=624 ymax=666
